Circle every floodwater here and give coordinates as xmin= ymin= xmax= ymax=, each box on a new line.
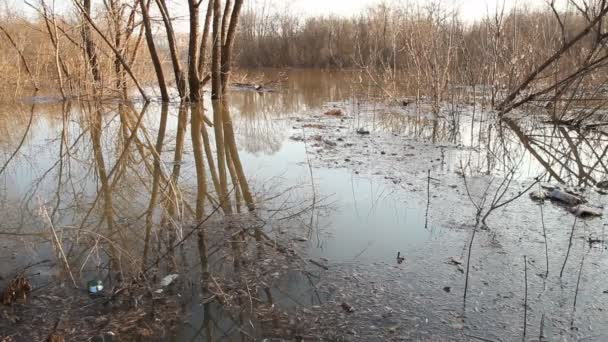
xmin=1 ymin=69 xmax=608 ymax=341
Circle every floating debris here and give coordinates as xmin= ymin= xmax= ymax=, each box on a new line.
xmin=530 ymin=186 xmax=601 ymax=217
xmin=309 ymin=259 xmax=329 ymax=270
xmin=532 ymin=187 xmax=585 ymax=204
xmin=529 ymin=191 xmax=546 ymax=201
xmin=46 ymin=333 xmax=64 ymax=342
xmin=588 ymin=237 xmax=604 ymax=246
xmin=443 ymin=286 xmax=451 ymax=293
xmin=324 ymin=109 xmax=344 ymax=116
xmin=303 ymin=124 xmax=326 ymax=129
xmin=87 ymin=280 xmax=104 ymax=294
xmin=596 ymin=180 xmax=608 ymax=189
xmin=396 ymin=252 xmax=405 ymax=264
xmin=546 ymin=188 xmax=584 ymax=205
xmin=160 ymin=274 xmax=179 ymax=287
xmin=447 ymin=257 xmax=463 ymax=265
xmin=447 ymin=257 xmax=464 ymax=273
xmin=323 ymin=139 xmax=337 ymax=147
xmin=570 ymin=205 xmax=603 ymax=217
xmin=341 ymin=302 xmax=355 ymax=313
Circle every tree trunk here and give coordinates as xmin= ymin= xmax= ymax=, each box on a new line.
xmin=212 ymin=100 xmax=231 ymax=213
xmin=187 ymin=0 xmax=202 ymax=101
xmin=220 ymin=0 xmax=243 ymax=95
xmin=139 ymin=0 xmax=170 ymax=102
xmin=221 ymin=0 xmax=233 ymax=45
xmin=81 ymin=0 xmax=101 ymax=85
xmin=108 ymin=0 xmax=126 ymax=94
xmin=198 ymin=0 xmax=215 ymax=78
xmin=157 ymin=0 xmax=187 ymax=99
xmin=211 ymin=0 xmax=223 ymax=100
xmin=191 ymin=103 xmax=207 ymax=220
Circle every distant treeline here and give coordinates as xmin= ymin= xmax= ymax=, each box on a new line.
xmin=233 ymin=2 xmax=595 ymax=100
xmin=1 ymin=0 xmax=608 ymax=116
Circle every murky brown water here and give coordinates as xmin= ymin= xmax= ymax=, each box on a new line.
xmin=1 ymin=69 xmax=607 ymax=341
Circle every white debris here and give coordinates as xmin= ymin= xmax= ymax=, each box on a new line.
xmin=160 ymin=274 xmax=179 ymax=287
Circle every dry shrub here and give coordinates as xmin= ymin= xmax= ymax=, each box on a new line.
xmin=1 ymin=275 xmax=32 ymax=305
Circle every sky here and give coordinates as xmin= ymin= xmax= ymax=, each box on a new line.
xmin=280 ymin=0 xmax=553 ymax=22
xmin=2 ymin=0 xmax=563 ymax=23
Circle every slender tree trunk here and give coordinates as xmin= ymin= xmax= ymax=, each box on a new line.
xmin=50 ymin=9 xmax=67 ymax=99
xmin=211 ymin=0 xmax=223 ymax=100
xmin=198 ymin=0 xmax=215 ymax=78
xmin=139 ymin=0 xmax=170 ymax=101
xmin=157 ymin=0 xmax=187 ymax=99
xmin=220 ymin=0 xmax=243 ymax=95
xmin=221 ymin=0 xmax=233 ymax=45
xmin=212 ymin=100 xmax=231 ymax=213
xmin=187 ymin=0 xmax=202 ymax=101
xmin=81 ymin=0 xmax=102 ymax=85
xmin=109 ymin=0 xmax=126 ymax=94
xmin=191 ymin=103 xmax=207 ymax=220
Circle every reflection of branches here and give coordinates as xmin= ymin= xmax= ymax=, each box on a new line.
xmin=143 ymin=103 xmax=170 ymax=266
xmin=504 ymin=117 xmax=608 ymax=185
xmin=220 ymin=102 xmax=255 ymax=211
xmin=74 ymin=102 xmax=149 ymax=234
xmin=51 ymin=101 xmax=71 ymax=222
xmin=0 ymin=98 xmax=35 ymax=175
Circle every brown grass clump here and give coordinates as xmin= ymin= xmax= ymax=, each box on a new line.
xmin=2 ymin=275 xmax=32 ymax=305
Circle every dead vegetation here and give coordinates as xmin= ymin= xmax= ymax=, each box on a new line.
xmin=2 ymin=275 xmax=32 ymax=306
xmin=1 ymin=274 xmax=183 ymax=341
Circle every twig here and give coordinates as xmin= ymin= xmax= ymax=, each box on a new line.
xmin=571 ymin=248 xmax=586 ymax=328
xmin=540 ymin=200 xmax=549 ymax=277
xmin=301 ymin=125 xmax=317 ymax=233
xmin=308 ymin=259 xmax=329 ymax=270
xmin=464 ymin=334 xmax=501 ymax=342
xmin=560 ymin=217 xmax=578 ymax=278
xmin=425 ymin=169 xmax=431 ymax=229
xmin=463 ymin=220 xmax=479 ymax=309
xmin=539 ymin=313 xmax=546 ymax=342
xmin=523 ymin=255 xmax=528 ymax=342
xmin=39 ymin=197 xmax=77 ymax=288
xmin=481 ymin=175 xmax=542 ymax=226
